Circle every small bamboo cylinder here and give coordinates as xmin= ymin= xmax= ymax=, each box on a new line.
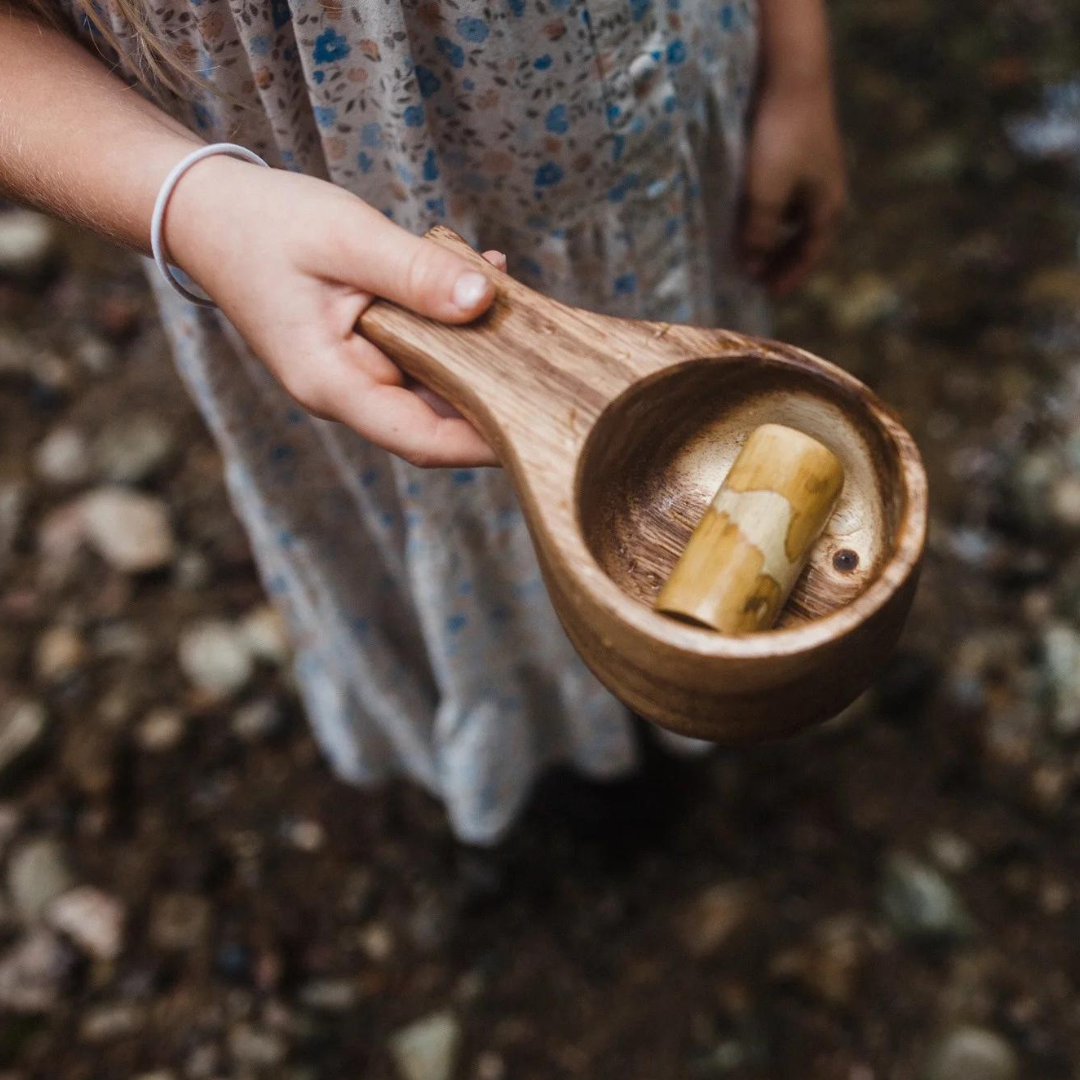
xmin=655 ymin=424 xmax=844 ymax=633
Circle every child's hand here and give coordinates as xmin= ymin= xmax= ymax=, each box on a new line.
xmin=741 ymin=17 xmax=848 ymax=296
xmin=166 ymin=160 xmax=503 ymax=468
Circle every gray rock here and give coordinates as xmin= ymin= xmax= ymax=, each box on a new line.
xmin=880 ymin=852 xmax=974 ymax=942
xmin=178 ymin=619 xmax=255 ymax=699
xmin=0 ymin=700 xmax=49 ymax=791
xmin=48 ymin=885 xmax=125 ymax=962
xmin=33 ymin=427 xmax=89 ymax=486
xmin=389 ymin=1012 xmax=461 ymax=1080
xmin=0 ymin=928 xmax=74 ymax=1012
xmin=72 ymin=333 xmax=117 ymax=378
xmin=927 ymin=830 xmax=977 ymax=874
xmin=1041 ymin=622 xmax=1080 ymax=736
xmin=94 ymin=413 xmax=175 ymax=484
xmin=923 ymin=1026 xmax=1018 ymax=1080
xmin=8 ymin=839 xmax=75 ymax=923
xmin=0 ymin=211 xmax=60 ymax=281
xmin=80 ymin=487 xmax=175 ymax=573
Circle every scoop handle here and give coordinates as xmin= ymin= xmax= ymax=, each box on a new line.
xmin=357 ymin=227 xmax=686 ymax=454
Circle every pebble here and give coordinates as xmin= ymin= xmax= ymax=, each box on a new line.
xmin=1049 ymin=475 xmax=1080 ymax=532
xmin=880 ymin=852 xmax=974 ymax=942
xmin=93 ymin=413 xmax=175 ymax=484
xmin=299 ymin=978 xmax=358 ymax=1012
xmin=927 ymin=830 xmax=977 ymax=874
xmin=0 ymin=480 xmax=26 ymax=562
xmin=284 ymin=817 xmax=326 ymax=853
xmin=1040 ymin=623 xmax=1080 ymax=737
xmin=240 ymin=604 xmax=290 ymax=665
xmin=923 ymin=1026 xmax=1018 ymax=1080
xmin=136 ymin=708 xmax=186 ymax=753
xmin=149 ymin=892 xmax=210 ymax=951
xmin=47 ymin=885 xmax=125 ymax=962
xmin=358 ymin=922 xmax=395 ymax=963
xmin=33 ymin=625 xmax=87 ymax=684
xmin=389 ymin=1012 xmax=461 ymax=1080
xmin=677 ymin=881 xmax=755 ymax=958
xmin=178 ymin=619 xmax=255 ymax=699
xmin=228 ymin=1023 xmax=288 ymax=1068
xmin=8 ymin=838 xmax=75 ymax=923
xmin=0 ymin=700 xmax=48 ymax=791
xmin=80 ymin=487 xmax=175 ymax=573
xmin=34 ymin=427 xmax=89 ymax=485
xmin=829 ymin=273 xmax=901 ymax=333
xmin=231 ymin=697 xmax=287 ymax=743
xmin=768 ymin=916 xmax=865 ymax=1006
xmin=473 ymin=1052 xmax=505 ymax=1080
xmin=80 ymin=1002 xmax=143 ymax=1042
xmin=0 ymin=928 xmax=73 ymax=1012
xmin=0 ymin=210 xmax=60 ymax=282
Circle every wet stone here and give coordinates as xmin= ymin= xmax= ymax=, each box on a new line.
xmin=1040 ymin=623 xmax=1080 ymax=737
xmin=149 ymin=892 xmax=210 ymax=951
xmin=136 ymin=708 xmax=186 ymax=753
xmin=389 ymin=1012 xmax=461 ymax=1080
xmin=228 ymin=1023 xmax=288 ymax=1068
xmin=880 ymin=852 xmax=974 ymax=942
xmin=923 ymin=1026 xmax=1019 ymax=1080
xmin=33 ymin=625 xmax=87 ymax=685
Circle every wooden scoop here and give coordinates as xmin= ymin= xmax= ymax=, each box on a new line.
xmin=359 ymin=227 xmax=927 ymax=743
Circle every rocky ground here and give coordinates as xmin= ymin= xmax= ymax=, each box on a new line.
xmin=2 ymin=0 xmax=1080 ymax=1078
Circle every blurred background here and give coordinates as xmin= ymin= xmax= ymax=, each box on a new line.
xmin=2 ymin=0 xmax=1080 ymax=1077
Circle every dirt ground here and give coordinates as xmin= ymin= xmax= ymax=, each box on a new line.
xmin=2 ymin=0 xmax=1080 ymax=1078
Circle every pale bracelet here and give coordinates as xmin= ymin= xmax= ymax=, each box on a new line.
xmin=151 ymin=142 xmax=270 ymax=307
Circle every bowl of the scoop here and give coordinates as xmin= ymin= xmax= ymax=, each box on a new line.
xmin=558 ymin=345 xmax=927 ymax=742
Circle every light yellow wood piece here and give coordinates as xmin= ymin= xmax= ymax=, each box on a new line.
xmin=655 ymin=425 xmax=845 ymax=632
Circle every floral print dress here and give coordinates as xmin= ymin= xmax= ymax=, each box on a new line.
xmin=64 ymin=0 xmax=766 ymax=843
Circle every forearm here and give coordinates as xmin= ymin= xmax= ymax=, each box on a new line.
xmin=0 ymin=7 xmax=203 ymax=253
xmin=756 ymin=0 xmax=835 ymax=93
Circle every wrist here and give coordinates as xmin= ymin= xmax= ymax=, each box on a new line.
xmin=757 ymin=0 xmax=834 ymax=96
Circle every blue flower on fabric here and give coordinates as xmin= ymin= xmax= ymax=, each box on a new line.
xmin=396 ymin=164 xmax=416 ymax=185
xmin=313 ymin=27 xmax=351 ymax=64
xmin=614 ymin=273 xmax=638 ymax=296
xmin=519 ymin=256 xmax=543 ymax=278
xmin=720 ymin=3 xmax=733 ymax=27
xmin=607 ymin=173 xmax=641 ymax=202
xmin=360 ymin=121 xmax=382 ymax=148
xmin=436 ymin=36 xmax=466 ymax=68
xmin=452 ymin=470 xmax=476 ymax=485
xmin=314 ymin=105 xmax=337 ymax=128
xmin=361 ymin=468 xmax=379 ymax=486
xmin=446 ymin=614 xmax=468 ymax=634
xmin=403 ymin=104 xmax=425 ymax=127
xmin=508 ymin=0 xmax=525 ymax=16
xmin=313 ymin=70 xmax=325 ymax=84
xmin=606 ymin=102 xmax=621 ymax=124
xmin=249 ymin=33 xmax=271 ymax=58
xmin=535 ymin=162 xmax=564 ymax=187
xmin=426 ymin=197 xmax=447 ymax=217
xmin=666 ymin=39 xmax=687 ymax=64
xmin=415 ymin=65 xmax=441 ymax=98
xmin=457 ymin=15 xmax=489 ymax=41
xmin=422 ymin=149 xmax=440 ymax=181
xmin=545 ymin=104 xmax=569 ymax=134
xmin=533 ymin=54 xmax=553 ymax=70
xmin=357 ymin=152 xmax=374 ymax=173
xmin=550 ymin=0 xmax=570 ymax=9
xmin=270 ymin=0 xmax=290 ymax=29
xmin=612 ymin=134 xmax=626 ymax=161
xmin=630 ymin=0 xmax=650 ymax=22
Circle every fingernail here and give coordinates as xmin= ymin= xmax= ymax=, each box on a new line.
xmin=452 ymin=271 xmax=493 ymax=311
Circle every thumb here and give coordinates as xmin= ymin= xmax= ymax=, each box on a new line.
xmin=346 ymin=205 xmax=497 ymax=324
